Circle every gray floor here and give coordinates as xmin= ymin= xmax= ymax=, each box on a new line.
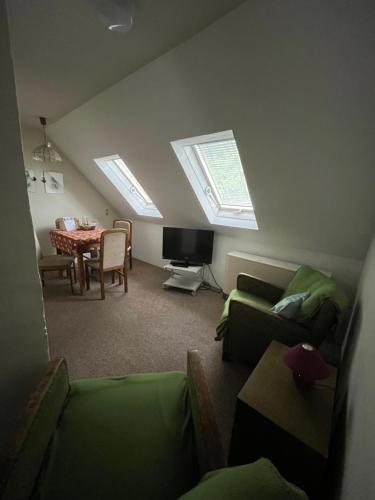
xmin=43 ymin=258 xmax=251 ymax=454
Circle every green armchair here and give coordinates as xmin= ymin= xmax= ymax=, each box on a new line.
xmin=0 ymin=352 xmax=307 ymax=500
xmin=217 ymin=265 xmax=347 ymax=366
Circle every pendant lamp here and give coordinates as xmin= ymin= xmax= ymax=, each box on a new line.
xmin=32 ymin=117 xmax=62 ymax=163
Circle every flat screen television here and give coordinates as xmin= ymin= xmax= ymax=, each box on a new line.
xmin=162 ymin=227 xmax=214 ymax=266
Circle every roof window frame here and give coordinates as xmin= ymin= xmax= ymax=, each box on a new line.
xmin=171 ymin=130 xmax=258 ymax=230
xmin=94 ymin=154 xmax=162 ymax=218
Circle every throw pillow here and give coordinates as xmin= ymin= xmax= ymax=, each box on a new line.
xmin=271 ymin=292 xmax=310 ymax=319
xmin=178 ymin=458 xmax=308 ymax=500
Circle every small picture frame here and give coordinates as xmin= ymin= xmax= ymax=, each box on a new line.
xmin=26 ymin=169 xmax=37 ymax=193
xmin=44 ymin=171 xmax=64 ymax=194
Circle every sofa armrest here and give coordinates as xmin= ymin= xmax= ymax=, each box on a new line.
xmin=187 ymin=350 xmax=226 ymax=477
xmin=237 ymin=273 xmax=284 ymax=303
xmin=231 ymin=300 xmax=308 ymax=338
xmin=227 ymin=301 xmax=310 ymax=365
xmin=0 ymin=358 xmax=69 ymax=500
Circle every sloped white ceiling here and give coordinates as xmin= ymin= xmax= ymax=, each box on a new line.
xmin=7 ymin=0 xmax=245 ymax=125
xmin=49 ymin=0 xmax=375 ymax=261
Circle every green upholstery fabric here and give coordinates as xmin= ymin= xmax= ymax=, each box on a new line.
xmin=216 ymin=289 xmax=272 ymax=340
xmin=178 ymin=458 xmax=308 ymax=500
xmin=1 ymin=361 xmax=70 ymax=500
xmin=282 ymin=265 xmax=348 ymax=322
xmin=32 ymin=372 xmax=199 ymax=500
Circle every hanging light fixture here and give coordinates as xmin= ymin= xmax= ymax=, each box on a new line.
xmin=32 ymin=117 xmax=62 ymax=163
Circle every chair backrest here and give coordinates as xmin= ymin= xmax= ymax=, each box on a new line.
xmin=34 ymin=231 xmax=43 ymax=260
xmin=55 ymin=217 xmax=79 ymax=231
xmin=100 ymin=229 xmax=128 ymax=270
xmin=113 ymin=219 xmax=132 ymax=245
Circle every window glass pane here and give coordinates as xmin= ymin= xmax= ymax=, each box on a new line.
xmin=114 ymin=158 xmax=153 ymax=204
xmin=94 ymin=154 xmax=162 ymax=218
xmin=195 ymin=139 xmax=252 ymax=208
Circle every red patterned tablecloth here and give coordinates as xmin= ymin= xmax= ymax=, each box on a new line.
xmin=50 ymin=229 xmax=104 ymax=254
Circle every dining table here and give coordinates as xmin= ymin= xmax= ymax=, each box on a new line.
xmin=50 ymin=228 xmax=104 ymax=295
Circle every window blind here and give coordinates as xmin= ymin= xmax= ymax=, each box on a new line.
xmin=195 ymin=139 xmax=253 ymax=208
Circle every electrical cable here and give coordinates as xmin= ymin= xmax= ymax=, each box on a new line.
xmin=199 ymin=264 xmax=223 ymax=293
xmin=207 ymin=264 xmax=223 ymax=291
xmin=199 ymin=264 xmax=212 ymax=291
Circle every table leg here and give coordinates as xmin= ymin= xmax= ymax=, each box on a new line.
xmin=77 ymin=250 xmax=86 ymax=295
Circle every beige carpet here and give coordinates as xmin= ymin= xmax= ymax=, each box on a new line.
xmin=43 ymin=258 xmax=251 ymax=454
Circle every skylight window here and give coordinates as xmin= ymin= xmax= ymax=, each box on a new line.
xmin=94 ymin=154 xmax=162 ymax=218
xmin=171 ymin=131 xmax=257 ymax=229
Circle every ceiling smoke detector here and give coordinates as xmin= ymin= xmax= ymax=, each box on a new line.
xmin=91 ymin=0 xmax=136 ymax=33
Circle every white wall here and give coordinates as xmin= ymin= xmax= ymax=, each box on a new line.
xmin=0 ymin=1 xmax=49 ymax=451
xmin=334 ymin=233 xmax=375 ymax=499
xmin=132 ymin=220 xmax=362 ymax=297
xmin=49 ymin=0 xmax=375 ymax=298
xmin=22 ymin=125 xmax=119 ymax=253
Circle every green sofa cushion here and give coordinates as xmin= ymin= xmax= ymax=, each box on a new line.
xmin=282 ymin=265 xmax=348 ymax=322
xmin=178 ymin=458 xmax=308 ymax=500
xmin=216 ymin=289 xmax=272 ymax=340
xmin=32 ymin=372 xmax=199 ymax=500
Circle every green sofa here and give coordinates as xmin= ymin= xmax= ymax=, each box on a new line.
xmin=217 ymin=265 xmax=348 ymax=366
xmin=0 ymin=352 xmax=307 ymax=500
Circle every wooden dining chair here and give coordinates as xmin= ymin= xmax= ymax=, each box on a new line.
xmin=55 ymin=217 xmax=80 ymax=231
xmin=85 ymin=229 xmax=128 ymax=299
xmin=34 ymin=232 xmax=76 ymax=294
xmin=113 ymin=219 xmax=133 ymax=269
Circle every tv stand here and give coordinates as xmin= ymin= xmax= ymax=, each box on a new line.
xmin=170 ymin=260 xmax=189 ymax=267
xmin=162 ymin=263 xmax=203 ymax=296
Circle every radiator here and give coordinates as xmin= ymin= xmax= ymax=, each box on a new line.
xmin=223 ymin=251 xmax=331 ymax=295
